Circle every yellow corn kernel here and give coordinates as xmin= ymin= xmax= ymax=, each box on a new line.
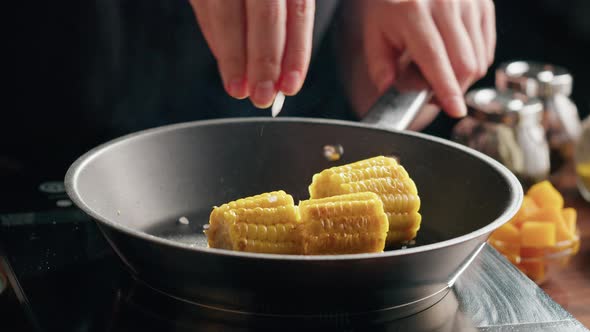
xmin=308 ymin=156 xmax=421 ymax=246
xmin=206 ymin=191 xmax=303 ymax=254
xmin=299 ymin=192 xmax=389 ymax=255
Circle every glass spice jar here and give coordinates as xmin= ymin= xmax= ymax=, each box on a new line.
xmin=575 ymin=114 xmax=590 ymax=202
xmin=496 ymin=61 xmax=583 ymax=174
xmin=452 ymin=88 xmax=550 ymax=188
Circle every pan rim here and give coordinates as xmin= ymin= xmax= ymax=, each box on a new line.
xmin=64 ymin=117 xmax=523 ymax=261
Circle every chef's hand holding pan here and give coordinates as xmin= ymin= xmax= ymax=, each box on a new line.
xmin=189 ymin=0 xmax=315 ymax=109
xmin=361 ymin=0 xmax=496 ymax=118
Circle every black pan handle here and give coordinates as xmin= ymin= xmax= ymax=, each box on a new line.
xmin=361 ymin=87 xmax=431 ymax=131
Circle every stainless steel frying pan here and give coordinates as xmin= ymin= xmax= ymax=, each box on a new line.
xmin=65 ymin=82 xmax=522 ymax=320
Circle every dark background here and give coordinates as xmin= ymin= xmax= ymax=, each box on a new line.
xmin=3 ymin=0 xmax=590 ymax=186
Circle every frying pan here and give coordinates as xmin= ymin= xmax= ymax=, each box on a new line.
xmin=65 ymin=82 xmax=522 ymax=320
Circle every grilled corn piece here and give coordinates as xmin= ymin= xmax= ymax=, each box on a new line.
xmin=308 ymin=156 xmax=421 ymax=245
xmin=206 ymin=191 xmax=303 ymax=254
xmin=299 ymin=192 xmax=389 ymax=254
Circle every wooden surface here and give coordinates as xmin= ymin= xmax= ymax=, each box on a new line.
xmin=541 ymin=163 xmax=590 ymax=328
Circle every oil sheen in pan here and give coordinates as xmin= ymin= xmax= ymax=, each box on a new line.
xmin=143 ymin=210 xmax=211 ymax=248
xmin=143 ymin=211 xmax=447 ymax=252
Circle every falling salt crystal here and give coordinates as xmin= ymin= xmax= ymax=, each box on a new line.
xmin=178 ymin=216 xmax=189 ymax=225
xmin=323 ymin=144 xmax=344 ymax=161
xmin=268 ymin=195 xmax=278 ymax=203
xmin=56 ymin=199 xmax=72 ymax=208
xmin=385 ymin=154 xmax=400 ymax=163
xmin=203 ymin=224 xmax=210 ymax=230
xmin=116 ymin=210 xmax=121 ymax=216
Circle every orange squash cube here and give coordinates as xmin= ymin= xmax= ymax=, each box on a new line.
xmin=526 ymin=207 xmax=562 ymax=223
xmin=520 ymin=247 xmax=545 ymax=258
xmin=520 ymin=221 xmax=556 ymax=247
xmin=573 ymin=238 xmax=581 ymax=255
xmin=555 ymin=217 xmax=574 ymax=242
xmin=526 ymin=181 xmax=564 ymax=210
xmin=510 ymin=197 xmax=539 ymax=228
xmin=519 ymin=261 xmax=545 ymax=282
xmin=489 ymin=223 xmax=521 ymax=258
xmin=490 ymin=223 xmax=520 ymax=244
xmin=562 ymin=208 xmax=577 ymax=234
xmin=526 ymin=207 xmax=573 ymax=242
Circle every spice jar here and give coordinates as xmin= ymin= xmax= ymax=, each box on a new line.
xmin=452 ymin=88 xmax=550 ymax=187
xmin=496 ymin=61 xmax=583 ymax=173
xmin=575 ymin=115 xmax=590 ymax=201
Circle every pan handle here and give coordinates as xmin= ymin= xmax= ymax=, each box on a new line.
xmin=360 ymin=55 xmax=434 ymax=131
xmin=361 ymin=87 xmax=431 ymax=131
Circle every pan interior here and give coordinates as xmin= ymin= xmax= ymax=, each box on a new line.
xmin=70 ymin=120 xmax=516 ymax=252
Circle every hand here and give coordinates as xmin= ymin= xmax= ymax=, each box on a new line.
xmin=362 ymin=0 xmax=496 ymax=118
xmin=189 ymin=0 xmax=315 ymax=108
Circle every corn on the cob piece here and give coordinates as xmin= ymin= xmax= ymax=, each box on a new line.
xmin=206 ymin=191 xmax=303 ymax=254
xmin=299 ymin=192 xmax=389 ymax=254
xmin=309 ymin=155 xmax=400 ymax=198
xmin=308 ymin=156 xmax=421 ymax=246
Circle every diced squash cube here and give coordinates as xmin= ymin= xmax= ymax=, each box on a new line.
xmin=562 ymin=208 xmax=577 ymax=234
xmin=573 ymin=239 xmax=581 ymax=255
xmin=520 ymin=247 xmax=545 ymax=258
xmin=526 ymin=207 xmax=563 ymax=223
xmin=521 ymin=196 xmax=540 ymax=218
xmin=494 ymin=244 xmax=520 ymax=262
xmin=526 ymin=181 xmax=564 ymax=210
xmin=520 ymin=221 xmax=556 ymax=247
xmin=526 ymin=207 xmax=562 ymax=223
xmin=519 ymin=261 xmax=545 ymax=282
xmin=489 ymin=223 xmax=521 ymax=258
xmin=526 ymin=207 xmax=573 ymax=242
xmin=510 ymin=197 xmax=539 ymax=228
xmin=490 ymin=223 xmax=520 ymax=244
xmin=555 ymin=217 xmax=574 ymax=242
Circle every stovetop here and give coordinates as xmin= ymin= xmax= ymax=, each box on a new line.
xmin=0 ymin=179 xmax=587 ymax=332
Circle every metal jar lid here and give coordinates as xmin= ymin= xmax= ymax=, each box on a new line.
xmin=495 ymin=61 xmax=573 ymax=98
xmin=465 ymin=88 xmax=544 ymax=125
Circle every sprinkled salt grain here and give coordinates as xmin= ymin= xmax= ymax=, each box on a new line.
xmin=178 ymin=216 xmax=189 ymax=225
xmin=203 ymin=224 xmax=210 ymax=230
xmin=323 ymin=144 xmax=344 ymax=161
xmin=268 ymin=195 xmax=278 ymax=203
xmin=385 ymin=154 xmax=400 ymax=163
xmin=56 ymin=199 xmax=72 ymax=208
